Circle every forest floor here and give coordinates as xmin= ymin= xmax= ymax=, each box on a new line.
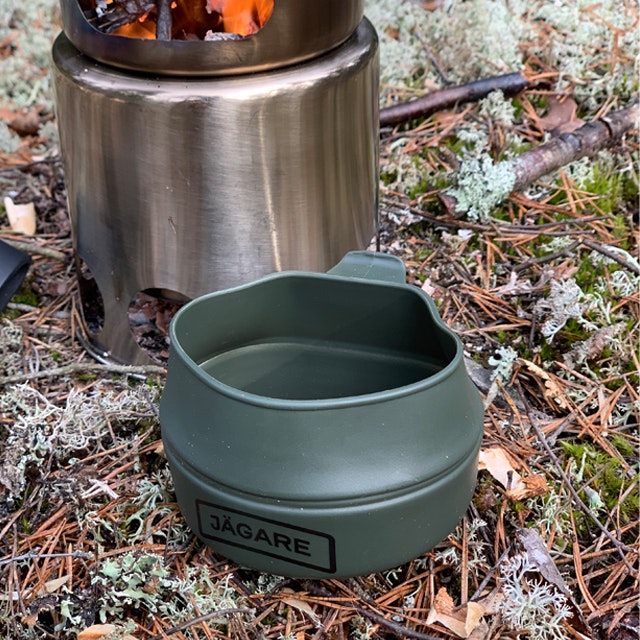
xmin=0 ymin=1 xmax=638 ymax=639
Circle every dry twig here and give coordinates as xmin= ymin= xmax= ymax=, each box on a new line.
xmin=380 ymin=72 xmax=531 ymax=127
xmin=518 ymin=386 xmax=637 ymax=572
xmin=0 ymin=361 xmax=165 ymax=386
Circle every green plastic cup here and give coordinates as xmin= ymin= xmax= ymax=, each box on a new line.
xmin=160 ymin=252 xmax=483 ymax=577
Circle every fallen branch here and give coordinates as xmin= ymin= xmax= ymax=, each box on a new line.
xmin=145 ymin=608 xmax=254 ymax=640
xmin=510 ymin=104 xmax=639 ymax=191
xmin=0 ymin=550 xmax=93 ymax=568
xmin=580 ymin=239 xmax=640 ymax=276
xmin=0 ymin=238 xmax=68 ymax=262
xmin=0 ymin=362 xmax=165 ymax=386
xmin=441 ymin=103 xmax=639 ymax=219
xmin=514 ymin=238 xmax=640 ymax=276
xmin=379 ymin=72 xmax=531 ymax=128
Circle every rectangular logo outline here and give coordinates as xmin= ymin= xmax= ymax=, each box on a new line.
xmin=196 ymin=500 xmax=337 ymax=573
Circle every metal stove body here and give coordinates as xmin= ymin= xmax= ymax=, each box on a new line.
xmin=52 ymin=0 xmax=379 ymax=364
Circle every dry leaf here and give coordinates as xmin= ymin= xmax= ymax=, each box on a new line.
xmin=518 ymin=358 xmax=569 ymax=409
xmin=516 ymin=529 xmax=571 ymax=596
xmin=421 ymin=279 xmax=437 ymax=296
xmin=426 ymin=588 xmax=485 ymax=638
xmin=3 ymin=196 xmax=36 ymax=236
xmin=8 ymin=109 xmax=40 ymax=136
xmin=468 ymin=620 xmax=491 ymax=640
xmin=78 ymin=624 xmax=138 ymax=640
xmin=474 ymin=588 xmax=504 ymax=616
xmin=433 ymin=586 xmax=455 ymax=614
xmin=478 ymin=447 xmax=526 ymax=492
xmin=516 ymin=529 xmax=592 ymax=636
xmin=45 ymin=575 xmax=71 ymax=593
xmin=22 ymin=612 xmax=39 ymax=627
xmin=478 ymin=447 xmax=549 ymax=500
xmin=281 ymin=588 xmax=320 ymax=624
xmin=537 ymin=96 xmax=584 ymax=135
xmin=509 ymin=473 xmax=549 ymax=500
xmin=78 ymin=625 xmax=117 ymax=640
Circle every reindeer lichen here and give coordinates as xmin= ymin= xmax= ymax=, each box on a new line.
xmin=0 ymin=381 xmax=159 ymax=500
xmin=534 ymin=278 xmax=596 ymax=343
xmin=0 ymin=0 xmax=59 ymax=138
xmin=498 ymin=554 xmax=572 ymax=640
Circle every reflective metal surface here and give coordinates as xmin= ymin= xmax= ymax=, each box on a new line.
xmin=52 ymin=20 xmax=379 ymax=364
xmin=61 ymin=0 xmax=364 ymax=75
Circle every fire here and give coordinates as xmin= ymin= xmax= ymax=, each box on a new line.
xmin=115 ymin=14 xmax=157 ymax=39
xmin=207 ymin=0 xmax=273 ymax=35
xmin=108 ymin=0 xmax=274 ymax=39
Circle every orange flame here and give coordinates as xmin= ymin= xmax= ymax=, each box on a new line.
xmin=114 ymin=13 xmax=157 ymax=39
xmin=111 ymin=0 xmax=274 ymax=39
xmin=207 ymin=0 xmax=273 ymax=35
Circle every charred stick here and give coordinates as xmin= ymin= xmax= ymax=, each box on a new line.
xmin=87 ymin=0 xmax=155 ymax=33
xmin=379 ymin=72 xmax=530 ymax=127
xmin=156 ymin=0 xmax=172 ymax=40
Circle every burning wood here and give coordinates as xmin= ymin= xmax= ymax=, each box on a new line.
xmin=85 ymin=0 xmax=156 ymax=34
xmin=82 ymin=0 xmax=274 ymax=39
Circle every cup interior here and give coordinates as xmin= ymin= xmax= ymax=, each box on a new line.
xmin=172 ymin=274 xmax=458 ymax=400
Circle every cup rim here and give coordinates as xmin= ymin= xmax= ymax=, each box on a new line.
xmin=168 ymin=270 xmax=464 ymax=410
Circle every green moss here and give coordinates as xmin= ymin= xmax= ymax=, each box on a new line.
xmin=408 ymin=180 xmax=429 ymax=200
xmin=609 ymin=214 xmax=631 ymax=244
xmin=583 ymin=162 xmax=639 ymax=218
xmin=538 ymin=341 xmax=557 ymax=362
xmin=561 ymin=318 xmax=592 ymax=342
xmin=611 ymin=434 xmax=635 ymax=457
xmin=9 ymin=282 xmax=39 ymax=307
xmin=380 ymin=170 xmax=398 ymax=186
xmin=0 ymin=308 xmax=20 ymax=320
xmin=572 ymin=259 xmax=607 ymax=295
xmin=560 ymin=440 xmax=639 ymax=525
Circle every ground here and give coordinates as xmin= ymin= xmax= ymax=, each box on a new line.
xmin=0 ymin=1 xmax=638 ymax=639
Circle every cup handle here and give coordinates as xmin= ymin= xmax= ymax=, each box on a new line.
xmin=327 ymin=251 xmax=406 ymax=285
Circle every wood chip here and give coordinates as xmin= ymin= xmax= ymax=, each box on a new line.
xmin=3 ymin=196 xmax=36 ymax=235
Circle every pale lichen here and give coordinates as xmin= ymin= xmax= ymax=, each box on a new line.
xmin=445 ymin=155 xmax=516 ymax=221
xmin=0 ymin=1 xmax=60 ymax=146
xmin=365 ymin=0 xmax=534 ymax=102
xmin=479 ymin=89 xmax=517 ymax=126
xmin=499 ymin=553 xmax=572 ymax=640
xmin=534 ymin=278 xmax=596 ymax=342
xmin=533 ymin=0 xmax=639 ymax=105
xmin=0 ymin=381 xmax=159 ymax=499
